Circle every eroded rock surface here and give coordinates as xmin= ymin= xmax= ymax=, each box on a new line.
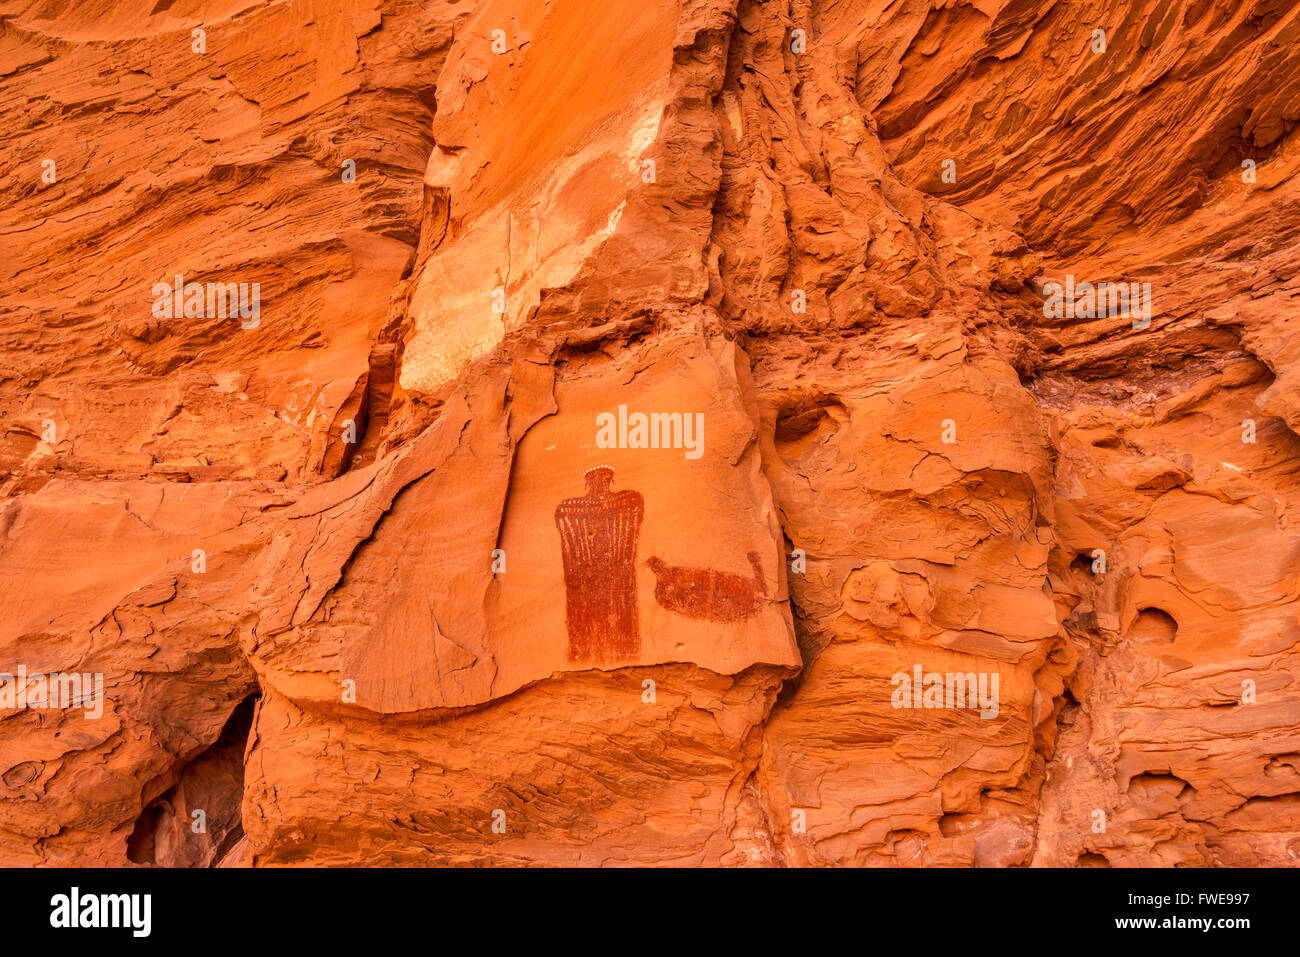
xmin=2 ymin=0 xmax=1298 ymax=866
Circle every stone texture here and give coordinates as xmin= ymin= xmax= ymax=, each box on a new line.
xmin=1 ymin=0 xmax=1298 ymax=867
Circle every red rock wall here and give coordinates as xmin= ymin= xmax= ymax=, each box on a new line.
xmin=1 ymin=0 xmax=1298 ymax=866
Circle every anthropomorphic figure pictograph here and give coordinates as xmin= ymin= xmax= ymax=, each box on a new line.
xmin=554 ymin=466 xmax=644 ymax=661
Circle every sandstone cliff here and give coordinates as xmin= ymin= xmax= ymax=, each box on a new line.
xmin=1 ymin=0 xmax=1298 ymax=866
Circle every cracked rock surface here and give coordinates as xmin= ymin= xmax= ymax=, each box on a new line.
xmin=1 ymin=0 xmax=1298 ymax=866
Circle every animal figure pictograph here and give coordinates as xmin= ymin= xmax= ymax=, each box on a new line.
xmin=554 ymin=466 xmax=644 ymax=661
xmin=646 ymin=550 xmax=767 ymax=621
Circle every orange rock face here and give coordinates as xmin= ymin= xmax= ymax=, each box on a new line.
xmin=1 ymin=0 xmax=1298 ymax=867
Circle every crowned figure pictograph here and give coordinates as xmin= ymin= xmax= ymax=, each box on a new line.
xmin=554 ymin=466 xmax=644 ymax=661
